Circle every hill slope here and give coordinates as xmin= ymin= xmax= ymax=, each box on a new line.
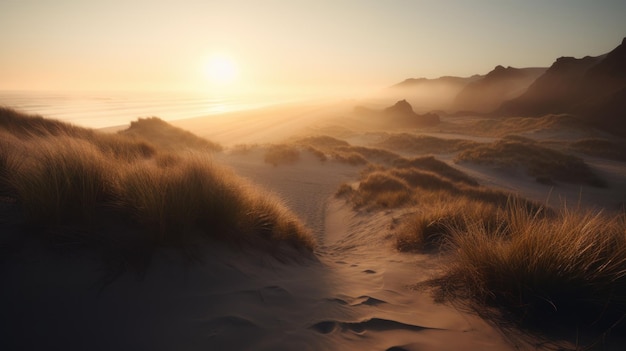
xmin=499 ymin=37 xmax=626 ymax=134
xmin=453 ymin=66 xmax=546 ymax=113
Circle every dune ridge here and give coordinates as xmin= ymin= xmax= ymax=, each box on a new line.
xmin=0 ymin=107 xmax=315 ymax=268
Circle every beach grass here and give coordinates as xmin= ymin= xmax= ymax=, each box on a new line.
xmin=120 ymin=116 xmax=223 ymax=152
xmin=337 ymin=157 xmax=531 ymax=211
xmin=0 ymin=108 xmax=314 ymax=263
xmin=392 ymin=156 xmax=479 ymax=186
xmin=376 ymin=133 xmax=482 ymax=155
xmin=456 ymin=137 xmax=607 ymax=187
xmin=395 ymin=197 xmax=509 ymax=252
xmin=436 ymin=204 xmax=626 ymax=333
xmin=466 ymin=114 xmax=588 ymax=136
xmin=264 ymin=144 xmax=301 ymax=166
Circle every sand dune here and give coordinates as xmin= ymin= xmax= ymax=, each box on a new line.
xmin=3 ymin=102 xmax=626 ymax=350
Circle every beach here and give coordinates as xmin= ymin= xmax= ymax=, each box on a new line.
xmin=3 ymin=101 xmax=626 ymax=350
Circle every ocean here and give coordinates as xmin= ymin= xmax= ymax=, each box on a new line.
xmin=0 ymin=91 xmax=281 ymax=129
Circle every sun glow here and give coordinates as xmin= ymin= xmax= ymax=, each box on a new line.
xmin=204 ymin=54 xmax=239 ymax=86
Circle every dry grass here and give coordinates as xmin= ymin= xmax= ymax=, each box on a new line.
xmin=264 ymin=144 xmax=301 ymax=166
xmin=376 ymin=133 xmax=482 ymax=154
xmin=337 ymin=157 xmax=529 ymax=211
xmin=294 ymin=135 xmax=350 ymax=149
xmin=9 ymin=137 xmax=114 ymax=225
xmin=302 ymin=145 xmax=328 ymax=162
xmin=392 ymin=156 xmax=479 ymax=186
xmin=355 ymin=171 xmax=412 ymax=208
xmin=436 ymin=205 xmax=626 ymax=335
xmin=456 ymin=138 xmax=607 ymax=187
xmin=0 ymin=106 xmax=91 ymax=138
xmin=228 ymin=143 xmax=259 ymax=155
xmin=119 ymin=117 xmax=223 ymax=152
xmin=0 ymin=108 xmax=314 ymax=264
xmin=396 ymin=197 xmax=508 ymax=252
xmin=278 ymin=135 xmax=401 ymax=166
xmin=465 ymin=114 xmax=588 ymax=137
xmin=116 ymin=154 xmax=313 ymax=250
xmin=333 ymin=145 xmax=401 ymax=165
xmin=328 ymin=150 xmax=368 ymax=165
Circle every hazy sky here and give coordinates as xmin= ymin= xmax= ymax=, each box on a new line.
xmin=1 ymin=0 xmax=625 ymax=95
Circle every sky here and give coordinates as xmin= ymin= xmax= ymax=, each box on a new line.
xmin=1 ymin=0 xmax=625 ymax=96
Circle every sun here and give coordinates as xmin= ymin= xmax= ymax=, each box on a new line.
xmin=204 ymin=54 xmax=239 ymax=85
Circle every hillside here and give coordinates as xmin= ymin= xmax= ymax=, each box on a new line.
xmin=453 ymin=66 xmax=546 ymax=113
xmin=354 ymin=99 xmax=440 ymax=127
xmin=499 ymin=37 xmax=626 ymax=134
xmin=383 ymin=75 xmax=482 ymax=113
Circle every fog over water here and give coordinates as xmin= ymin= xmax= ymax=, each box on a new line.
xmin=0 ymin=91 xmax=290 ymax=129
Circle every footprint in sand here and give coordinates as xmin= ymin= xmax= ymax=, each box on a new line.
xmin=362 ymin=269 xmax=376 ymax=274
xmin=310 ymin=318 xmax=440 ymax=335
xmin=325 ymin=295 xmax=387 ymax=307
xmin=351 ymin=296 xmax=386 ymax=306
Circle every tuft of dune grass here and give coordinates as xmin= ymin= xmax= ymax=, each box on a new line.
xmin=438 ymin=205 xmax=626 ymax=333
xmin=333 ymin=145 xmax=401 ymax=165
xmin=293 ymin=135 xmax=400 ymax=166
xmin=9 ymin=137 xmax=114 ymax=224
xmin=392 ymin=156 xmax=479 ymax=186
xmin=355 ymin=171 xmax=412 ymax=208
xmin=294 ymin=135 xmax=350 ymax=149
xmin=0 ymin=107 xmax=91 ymax=138
xmin=116 ymin=154 xmax=314 ymax=250
xmin=119 ymin=117 xmax=223 ymax=152
xmin=329 ymin=151 xmax=368 ymax=165
xmin=396 ymin=197 xmax=509 ymax=252
xmin=0 ymin=132 xmax=26 ymax=197
xmin=456 ymin=138 xmax=607 ymax=187
xmin=466 ymin=114 xmax=588 ymax=137
xmin=264 ymin=144 xmax=301 ymax=166
xmin=90 ymin=133 xmax=157 ymax=162
xmin=376 ymin=133 xmax=482 ymax=155
xmin=302 ymin=145 xmax=328 ymax=162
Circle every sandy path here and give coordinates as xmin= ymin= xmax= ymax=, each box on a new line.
xmin=214 ymin=151 xmax=530 ymax=350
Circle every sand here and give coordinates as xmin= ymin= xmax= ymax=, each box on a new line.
xmin=3 ymin=103 xmax=626 ymax=350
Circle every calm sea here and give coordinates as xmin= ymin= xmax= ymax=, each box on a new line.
xmin=0 ymin=91 xmax=281 ymax=129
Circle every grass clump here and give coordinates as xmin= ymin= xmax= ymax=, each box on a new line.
xmin=332 ymin=145 xmax=400 ymax=165
xmin=119 ymin=117 xmax=223 ymax=152
xmin=395 ymin=197 xmax=508 ymax=252
xmin=466 ymin=114 xmax=587 ymax=137
xmin=264 ymin=144 xmax=301 ymax=166
xmin=116 ymin=154 xmax=314 ymax=251
xmin=376 ymin=133 xmax=482 ymax=155
xmin=294 ymin=135 xmax=350 ymax=149
xmin=355 ymin=171 xmax=412 ymax=208
xmin=392 ymin=156 xmax=478 ymax=186
xmin=0 ymin=106 xmax=91 ymax=138
xmin=293 ymin=135 xmax=401 ymax=166
xmin=456 ymin=138 xmax=607 ymax=187
xmin=9 ymin=137 xmax=114 ymax=225
xmin=438 ymin=206 xmax=626 ymax=335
